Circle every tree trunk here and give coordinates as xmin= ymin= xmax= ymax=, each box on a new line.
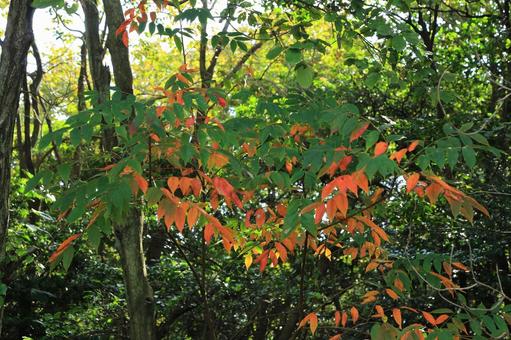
xmin=113 ymin=209 xmax=155 ymax=340
xmin=80 ymin=0 xmax=115 ymax=152
xmin=0 ymin=0 xmax=34 ymax=334
xmin=102 ymin=0 xmax=156 ymax=337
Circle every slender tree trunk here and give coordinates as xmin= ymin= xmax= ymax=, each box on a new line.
xmin=80 ymin=0 xmax=116 ymax=152
xmin=0 ymin=0 xmax=34 ymax=334
xmin=102 ymin=0 xmax=156 ymax=337
xmin=113 ymin=209 xmax=155 ymax=340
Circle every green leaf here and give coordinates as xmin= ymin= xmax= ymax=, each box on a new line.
xmin=61 ymin=246 xmax=74 ymax=272
xmin=57 ymin=164 xmax=71 ymax=183
xmin=285 ymin=48 xmax=302 ymax=64
xmin=25 ymin=170 xmax=52 ymax=193
xmin=32 ymin=0 xmax=61 ymax=8
xmin=87 ymin=225 xmax=102 ymax=251
xmin=295 ymin=64 xmax=314 ymax=88
xmin=365 ymin=72 xmax=379 ymax=88
xmin=145 ymin=187 xmax=163 ymax=205
xmin=470 ymin=133 xmax=489 ymax=146
xmin=462 ymin=146 xmax=476 ymax=168
xmin=446 ymin=147 xmax=459 ymax=170
xmin=266 ymin=45 xmax=283 ymax=60
xmin=391 ymin=35 xmax=406 ymax=51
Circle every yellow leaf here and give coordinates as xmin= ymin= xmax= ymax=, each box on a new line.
xmin=244 ymin=254 xmax=253 ymax=270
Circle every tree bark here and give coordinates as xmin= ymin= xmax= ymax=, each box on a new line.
xmin=80 ymin=0 xmax=116 ymax=152
xmin=0 ymin=0 xmax=34 ymax=334
xmin=113 ymin=209 xmax=155 ymax=340
xmin=102 ymin=0 xmax=156 ymax=338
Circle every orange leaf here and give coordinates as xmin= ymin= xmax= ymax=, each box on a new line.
xmin=204 ymin=223 xmax=214 ymax=244
xmin=334 ymin=192 xmax=348 ymax=217
xmin=435 ymin=314 xmax=449 ymax=325
xmin=406 ymin=173 xmax=420 ymax=193
xmin=386 ymin=288 xmax=399 ymax=300
xmin=176 ymin=73 xmax=190 ymax=84
xmin=452 ymin=262 xmax=469 ymax=272
xmin=149 ymin=133 xmax=160 ymax=142
xmin=392 ymin=308 xmax=402 ymax=329
xmin=314 ymin=204 xmax=326 ymax=224
xmin=326 ymin=199 xmax=337 ymax=221
xmin=175 ymin=205 xmax=187 ymax=232
xmin=373 ymin=305 xmax=385 ymax=318
xmin=187 ymin=205 xmax=200 ymax=228
xmin=299 ymin=312 xmax=318 ymax=335
xmin=338 ymin=155 xmax=353 ymax=171
xmin=408 ymin=140 xmax=420 ymax=152
xmin=394 ymin=278 xmax=405 ymax=292
xmin=190 ymin=178 xmax=202 ymax=197
xmin=167 ymin=177 xmax=180 ymax=193
xmin=350 ymin=307 xmax=359 ymax=324
xmin=443 ymin=261 xmax=453 ymax=277
xmin=334 ymin=311 xmax=341 ymax=327
xmin=99 ymin=163 xmax=116 ymax=171
xmin=49 ymin=233 xmax=81 ymax=263
xmin=275 ymin=242 xmax=288 ymax=263
xmin=352 ymin=169 xmax=369 ymax=193
xmin=208 ymin=152 xmax=229 ymax=169
xmin=350 ymin=122 xmax=370 ymax=142
xmin=366 ymin=261 xmax=379 ymax=272
xmin=374 ymin=142 xmax=388 ymax=157
xmin=329 ymin=334 xmax=341 ymax=340
xmin=425 ymin=183 xmax=444 ymax=205
xmin=355 ymin=216 xmax=389 ymax=242
xmin=255 ymin=208 xmax=266 ymax=227
xmin=133 ymin=173 xmax=148 ymax=194
xmin=391 ymin=148 xmax=408 ymax=164
xmin=341 ymin=311 xmax=348 ymax=327
xmin=422 ymin=311 xmax=437 ymax=326
xmin=285 ymin=161 xmax=293 ymax=173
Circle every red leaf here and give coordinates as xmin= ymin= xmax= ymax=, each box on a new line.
xmin=374 ymin=142 xmax=388 ymax=157
xmin=255 ymin=208 xmax=266 ymax=227
xmin=217 ymin=96 xmax=227 ymax=108
xmin=338 ymin=155 xmax=353 ymax=171
xmin=122 ymin=30 xmax=129 ymax=47
xmin=350 ymin=122 xmax=370 ymax=142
